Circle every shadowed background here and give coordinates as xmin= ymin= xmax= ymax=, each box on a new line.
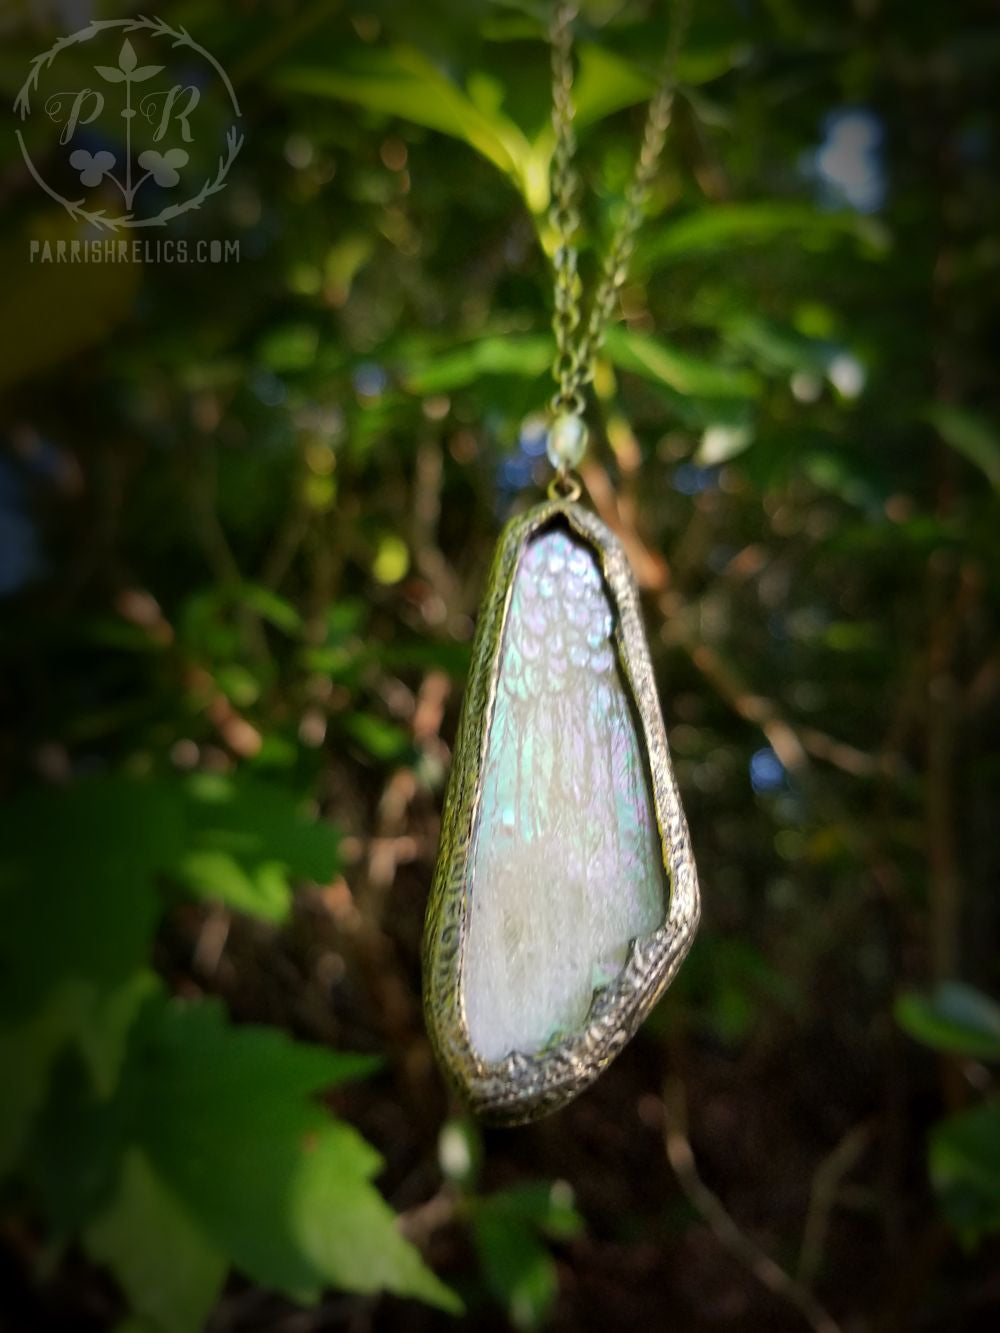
xmin=1 ymin=0 xmax=999 ymax=1330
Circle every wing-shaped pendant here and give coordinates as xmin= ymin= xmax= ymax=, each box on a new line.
xmin=423 ymin=498 xmax=699 ymax=1124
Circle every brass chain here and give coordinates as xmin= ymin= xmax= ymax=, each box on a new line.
xmin=548 ymin=0 xmax=691 ymax=421
xmin=549 ymin=0 xmax=585 ymax=418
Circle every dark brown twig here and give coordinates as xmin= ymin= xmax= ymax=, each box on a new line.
xmin=662 ymin=1076 xmax=842 ymax=1333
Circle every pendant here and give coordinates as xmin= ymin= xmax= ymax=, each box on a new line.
xmin=423 ymin=497 xmax=699 ymax=1124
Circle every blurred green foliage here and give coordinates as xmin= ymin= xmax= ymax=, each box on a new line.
xmin=1 ymin=0 xmax=998 ymax=1329
xmin=0 ymin=776 xmax=459 ymax=1324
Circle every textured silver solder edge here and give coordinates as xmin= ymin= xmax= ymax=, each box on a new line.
xmin=422 ymin=498 xmax=700 ymax=1125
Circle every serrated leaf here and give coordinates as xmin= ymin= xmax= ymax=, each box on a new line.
xmin=85 ymin=1148 xmax=227 ymax=1333
xmin=929 ymin=1103 xmax=1000 ymax=1244
xmin=1 ymin=969 xmax=158 ymax=1185
xmin=896 ymin=984 xmax=1000 ymax=1061
xmin=295 ymin=1125 xmax=462 ymax=1312
xmin=126 ymin=996 xmax=454 ymax=1311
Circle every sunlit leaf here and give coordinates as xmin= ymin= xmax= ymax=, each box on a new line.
xmin=274 ymin=45 xmax=532 ymax=196
xmin=176 ymin=772 xmax=340 ymax=919
xmin=127 ymin=996 xmax=456 ymax=1310
xmin=571 ymin=44 xmax=651 ymax=128
xmin=85 ymin=1148 xmax=227 ymax=1333
xmin=695 ymin=422 xmax=754 ymax=465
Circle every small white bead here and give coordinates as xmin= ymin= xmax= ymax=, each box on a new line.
xmin=547 ymin=413 xmax=588 ymax=470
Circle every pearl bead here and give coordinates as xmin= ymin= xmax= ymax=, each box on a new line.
xmin=547 ymin=413 xmax=588 ymax=470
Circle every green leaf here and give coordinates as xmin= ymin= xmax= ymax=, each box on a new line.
xmin=927 ymin=405 xmax=1000 ymax=492
xmin=0 ymin=779 xmax=182 ymax=1021
xmin=0 ymin=773 xmax=338 ymax=1176
xmin=929 ymin=1103 xmax=1000 ymax=1243
xmin=214 ymin=662 xmax=262 ymax=708
xmin=719 ymin=312 xmax=834 ymax=377
xmin=571 ymin=44 xmax=652 ymax=128
xmin=483 ymin=1181 xmax=584 ymax=1242
xmin=295 ymin=1125 xmax=462 ymax=1312
xmin=400 ymin=334 xmax=552 ymax=395
xmin=172 ymin=849 xmax=293 ymax=923
xmin=275 ymin=45 xmax=534 ymax=200
xmin=1 ymin=971 xmax=157 ymax=1182
xmin=643 ymin=202 xmax=890 ymax=265
xmin=343 ymin=713 xmax=413 ymax=763
xmin=0 ymin=982 xmax=90 ymax=1179
xmin=127 ymin=995 xmax=456 ymax=1311
xmin=237 ymin=582 xmax=304 ymax=634
xmin=174 ymin=773 xmax=340 ymax=921
xmin=85 ymin=1148 xmax=227 ymax=1333
xmin=257 ymin=323 xmax=319 ymax=373
xmin=896 ymin=984 xmax=1000 ymax=1061
xmin=605 ymin=326 xmax=760 ymax=399
xmin=472 ymin=1208 xmax=559 ymax=1332
xmin=30 ymin=1044 xmax=126 ymax=1233
xmin=470 ymin=1181 xmax=582 ymax=1329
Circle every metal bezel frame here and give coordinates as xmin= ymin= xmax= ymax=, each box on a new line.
xmin=422 ymin=498 xmax=700 ymax=1124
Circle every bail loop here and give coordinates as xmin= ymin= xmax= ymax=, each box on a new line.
xmin=547 ymin=470 xmax=582 ymax=503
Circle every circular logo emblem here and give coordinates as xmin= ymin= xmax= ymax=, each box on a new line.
xmin=14 ymin=17 xmax=243 ymax=231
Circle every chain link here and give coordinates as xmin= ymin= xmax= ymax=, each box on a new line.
xmin=548 ymin=0 xmax=691 ymax=418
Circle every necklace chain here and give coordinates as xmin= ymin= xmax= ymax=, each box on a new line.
xmin=548 ymin=0 xmax=691 ymax=424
